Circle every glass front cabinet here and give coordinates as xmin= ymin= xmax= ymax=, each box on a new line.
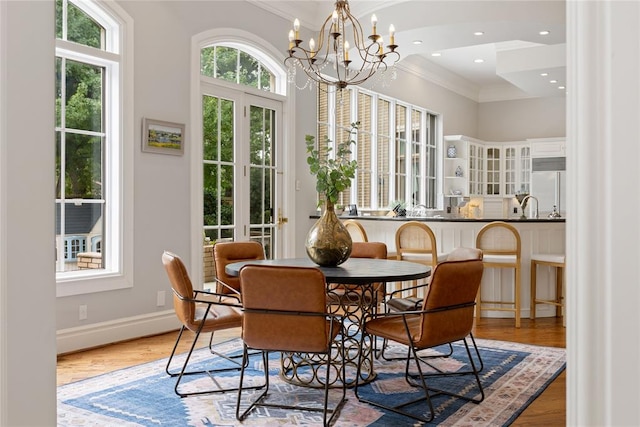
xmin=444 ymin=136 xmax=532 ymax=201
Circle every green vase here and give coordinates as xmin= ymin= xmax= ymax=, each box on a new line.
xmin=305 ymin=201 xmax=352 ymax=267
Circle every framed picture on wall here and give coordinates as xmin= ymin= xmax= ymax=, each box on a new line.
xmin=142 ymin=118 xmax=185 ymax=155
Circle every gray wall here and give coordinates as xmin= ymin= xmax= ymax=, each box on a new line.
xmin=478 ymin=96 xmax=566 ymax=141
xmin=1 ymin=2 xmax=57 ymax=425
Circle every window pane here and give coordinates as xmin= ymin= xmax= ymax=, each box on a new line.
xmin=395 ymin=104 xmax=407 ymax=202
xmin=68 ymin=2 xmax=103 ymax=48
xmin=64 ymin=133 xmax=103 ymax=199
xmin=215 ymin=46 xmax=238 ymax=83
xmin=201 ymin=46 xmax=215 ymax=77
xmin=65 ymin=59 xmax=103 ymax=133
xmin=203 ymin=163 xmax=234 ymax=227
xmin=56 ymin=202 xmax=104 ymax=271
xmin=259 ymin=66 xmax=274 ymax=92
xmin=239 ymin=50 xmax=259 ymax=88
xmin=249 ymin=105 xmax=275 ymax=226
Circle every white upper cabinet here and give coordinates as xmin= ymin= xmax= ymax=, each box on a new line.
xmin=503 ymin=142 xmax=531 ymax=196
xmin=444 ymin=135 xmax=485 ymax=198
xmin=529 ymin=137 xmax=566 ymax=158
xmin=444 ymin=135 xmax=537 ymax=199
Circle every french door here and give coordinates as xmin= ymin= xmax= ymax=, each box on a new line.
xmin=201 ymin=84 xmax=283 ymax=260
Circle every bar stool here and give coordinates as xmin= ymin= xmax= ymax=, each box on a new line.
xmin=475 ymin=221 xmax=522 ymax=328
xmin=530 ymin=253 xmax=566 ymax=324
xmin=391 ymin=221 xmax=448 ymax=300
xmin=343 ymin=219 xmax=368 ymax=242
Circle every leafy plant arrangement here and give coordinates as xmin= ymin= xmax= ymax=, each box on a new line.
xmin=305 ymin=122 xmax=359 ymax=206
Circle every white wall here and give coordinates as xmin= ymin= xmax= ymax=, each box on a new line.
xmin=0 ymin=2 xmax=57 ymax=425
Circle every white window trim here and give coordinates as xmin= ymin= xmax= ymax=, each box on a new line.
xmin=55 ymin=0 xmax=133 ymax=297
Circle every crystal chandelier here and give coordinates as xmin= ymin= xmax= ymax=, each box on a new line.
xmin=285 ymin=0 xmax=400 ymax=91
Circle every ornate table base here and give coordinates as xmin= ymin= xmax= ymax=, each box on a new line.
xmin=280 ymin=283 xmax=378 ymax=388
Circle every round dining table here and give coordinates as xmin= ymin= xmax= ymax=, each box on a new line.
xmin=225 ymin=257 xmax=431 ymax=388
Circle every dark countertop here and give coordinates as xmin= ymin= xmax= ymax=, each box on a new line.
xmin=310 ymin=214 xmax=565 ymax=223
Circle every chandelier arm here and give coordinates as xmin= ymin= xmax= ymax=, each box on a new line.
xmin=286 ymin=0 xmax=400 ymax=91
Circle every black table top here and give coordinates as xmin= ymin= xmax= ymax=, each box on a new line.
xmin=225 ymin=257 xmax=431 ymax=285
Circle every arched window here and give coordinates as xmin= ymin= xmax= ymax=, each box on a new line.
xmin=201 ymin=45 xmax=276 ymax=92
xmin=55 ymin=0 xmax=133 ymax=295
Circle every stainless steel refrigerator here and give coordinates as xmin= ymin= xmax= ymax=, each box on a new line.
xmin=531 ymin=157 xmax=566 ymax=217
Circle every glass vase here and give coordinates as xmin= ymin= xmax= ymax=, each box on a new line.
xmin=305 ymin=200 xmax=352 ymax=266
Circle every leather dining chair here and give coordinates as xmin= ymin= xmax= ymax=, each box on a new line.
xmin=326 ymin=241 xmax=388 ymax=311
xmin=379 ymin=247 xmax=483 ymax=361
xmin=354 ymin=256 xmax=485 ymax=423
xmin=236 ymin=264 xmax=347 ymax=427
xmin=161 ymin=251 xmax=263 ymax=397
xmin=213 ymin=241 xmax=265 ymax=299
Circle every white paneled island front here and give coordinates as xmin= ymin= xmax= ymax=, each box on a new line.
xmin=339 ymin=216 xmax=566 ymax=320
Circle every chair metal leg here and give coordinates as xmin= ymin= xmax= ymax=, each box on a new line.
xmin=406 ymin=335 xmax=485 ymax=404
xmin=236 ymin=347 xmax=270 ymax=422
xmin=237 ymin=330 xmax=347 ymax=427
xmin=355 ymin=320 xmax=436 ymax=423
xmin=356 ymin=331 xmax=485 ymax=423
xmin=165 ymin=324 xmax=263 ymax=398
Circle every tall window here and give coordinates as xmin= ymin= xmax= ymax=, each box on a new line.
xmin=316 ymin=87 xmax=440 ymax=210
xmin=55 ymin=0 xmax=130 ymax=291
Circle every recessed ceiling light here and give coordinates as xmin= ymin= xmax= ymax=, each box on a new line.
xmin=474 ymin=31 xmax=484 ymax=36
xmin=550 ymin=79 xmax=557 ymax=83
xmin=539 ymin=30 xmax=550 ymax=36
xmin=474 ymin=59 xmax=484 ymax=63
xmin=558 ymin=86 xmax=566 ymax=90
xmin=540 ymin=72 xmax=549 ymax=77
xmin=431 ymin=52 xmax=441 ymax=57
xmin=413 ymin=40 xmax=423 ymax=45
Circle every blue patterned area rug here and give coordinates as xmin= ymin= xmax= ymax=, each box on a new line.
xmin=57 ymin=338 xmax=565 ymax=426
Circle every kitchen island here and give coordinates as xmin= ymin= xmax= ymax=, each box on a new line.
xmin=324 ymin=215 xmax=566 ymax=320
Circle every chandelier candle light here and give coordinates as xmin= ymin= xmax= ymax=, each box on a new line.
xmin=286 ymin=0 xmax=400 ymax=90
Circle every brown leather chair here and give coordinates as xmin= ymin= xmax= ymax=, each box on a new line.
xmin=386 ymin=247 xmax=483 ymax=312
xmin=380 ymin=247 xmax=483 ymax=361
xmin=236 ymin=265 xmax=347 ymax=427
xmin=213 ymin=241 xmax=265 ymax=298
xmin=355 ymin=257 xmax=485 ymax=423
xmin=162 ymin=251 xmax=262 ymax=397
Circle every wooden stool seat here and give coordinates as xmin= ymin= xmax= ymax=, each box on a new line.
xmin=530 ymin=253 xmax=566 ymax=322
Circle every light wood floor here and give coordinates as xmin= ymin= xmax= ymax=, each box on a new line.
xmin=57 ymin=316 xmax=566 ymax=426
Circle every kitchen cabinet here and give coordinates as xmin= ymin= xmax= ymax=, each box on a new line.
xmin=444 ymin=136 xmax=532 ymax=200
xmin=468 ymin=142 xmax=485 ymax=196
xmin=529 ymin=138 xmax=565 ymax=158
xmin=503 ymin=143 xmax=531 ymax=196
xmin=444 ymin=135 xmax=485 ymax=198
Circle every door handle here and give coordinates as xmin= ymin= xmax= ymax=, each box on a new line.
xmin=277 ymin=209 xmax=288 ymax=227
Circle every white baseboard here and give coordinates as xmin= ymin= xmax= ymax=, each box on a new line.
xmin=56 ymin=310 xmax=181 ymax=355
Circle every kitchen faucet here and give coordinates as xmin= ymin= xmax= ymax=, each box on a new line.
xmin=521 ymin=195 xmax=539 ymax=219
